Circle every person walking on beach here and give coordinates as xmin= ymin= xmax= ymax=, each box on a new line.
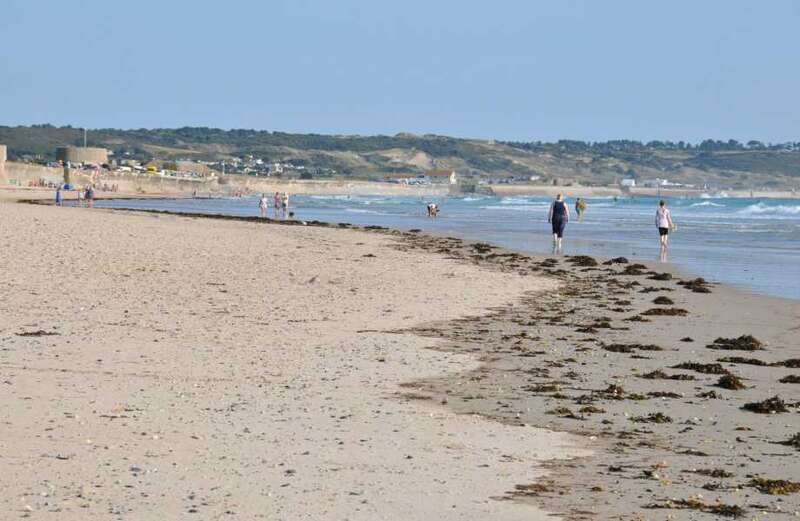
xmin=548 ymin=193 xmax=570 ymax=253
xmin=273 ymin=192 xmax=282 ymax=218
xmin=86 ymin=185 xmax=95 ymax=208
xmin=259 ymin=193 xmax=269 ymax=218
xmin=575 ymin=197 xmax=587 ymax=222
xmin=655 ymin=199 xmax=676 ymax=260
xmin=281 ymin=192 xmax=290 ymax=219
xmin=55 ymin=186 xmax=63 ymax=207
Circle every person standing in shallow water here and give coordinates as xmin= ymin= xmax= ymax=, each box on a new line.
xmin=548 ymin=193 xmax=570 ymax=253
xmin=259 ymin=193 xmax=269 ymax=218
xmin=655 ymin=199 xmax=676 ymax=261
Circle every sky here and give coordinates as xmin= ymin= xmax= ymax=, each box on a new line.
xmin=1 ymin=0 xmax=798 ymax=143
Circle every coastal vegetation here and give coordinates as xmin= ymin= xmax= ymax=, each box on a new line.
xmin=2 ymin=125 xmax=799 ymax=189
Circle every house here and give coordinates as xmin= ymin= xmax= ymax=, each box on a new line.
xmin=424 ymin=169 xmax=457 ymax=185
xmin=620 ymin=178 xmax=636 ymax=187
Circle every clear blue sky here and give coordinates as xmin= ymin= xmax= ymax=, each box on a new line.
xmin=2 ymin=0 xmax=798 ymax=142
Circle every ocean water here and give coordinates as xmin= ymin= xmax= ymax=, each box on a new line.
xmin=95 ymin=194 xmax=800 ymax=300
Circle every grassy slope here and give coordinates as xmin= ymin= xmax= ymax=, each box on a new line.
xmin=0 ymin=126 xmax=798 ymax=189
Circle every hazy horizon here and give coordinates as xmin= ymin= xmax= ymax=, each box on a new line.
xmin=2 ymin=0 xmax=799 ymax=143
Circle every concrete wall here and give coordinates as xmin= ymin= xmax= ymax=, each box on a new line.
xmin=56 ymin=146 xmax=109 ymax=164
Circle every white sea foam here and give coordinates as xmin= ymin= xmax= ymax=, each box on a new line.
xmin=690 ymin=201 xmax=725 ymax=208
xmin=738 ymin=203 xmax=800 ymax=217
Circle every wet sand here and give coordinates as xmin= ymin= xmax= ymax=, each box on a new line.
xmin=2 ymin=194 xmax=799 ymax=519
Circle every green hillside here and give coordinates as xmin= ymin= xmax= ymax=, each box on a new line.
xmin=1 ymin=125 xmax=799 ymax=189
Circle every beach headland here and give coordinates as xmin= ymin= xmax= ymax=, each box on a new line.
xmin=2 ymin=193 xmax=798 ymax=519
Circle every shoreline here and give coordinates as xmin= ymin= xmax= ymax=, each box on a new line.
xmin=22 ymin=188 xmax=798 ymax=303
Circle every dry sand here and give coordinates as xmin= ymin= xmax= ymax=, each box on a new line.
xmin=0 ymin=200 xmax=587 ymax=520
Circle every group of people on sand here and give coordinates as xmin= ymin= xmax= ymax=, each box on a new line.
xmin=259 ymin=192 xmax=291 ymax=219
xmin=55 ymin=184 xmax=97 ymax=207
xmin=548 ymin=194 xmax=676 ymax=256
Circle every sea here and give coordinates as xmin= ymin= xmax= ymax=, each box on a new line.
xmin=94 ymin=194 xmax=800 ymax=300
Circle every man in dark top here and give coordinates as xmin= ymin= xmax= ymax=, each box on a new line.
xmin=548 ymin=193 xmax=570 ymax=252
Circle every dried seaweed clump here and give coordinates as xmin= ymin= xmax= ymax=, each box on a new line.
xmin=747 ymin=478 xmax=800 ymax=495
xmin=707 ymin=335 xmax=764 ymax=351
xmin=672 ymin=362 xmax=730 ymax=375
xmin=685 ymin=468 xmax=734 ymax=478
xmin=599 ymin=384 xmax=626 ymax=400
xmin=640 ymin=370 xmax=695 ymax=381
xmin=524 ymin=383 xmax=561 ymax=393
xmin=603 ymin=256 xmax=629 ymax=265
xmin=566 ymin=255 xmax=598 ymax=267
xmin=630 ymin=412 xmax=672 ymax=423
xmin=621 ymin=264 xmax=648 ymax=275
xmin=644 ymin=498 xmax=744 ymax=517
xmin=741 ymin=395 xmax=789 ymax=414
xmin=716 ymin=374 xmax=747 ymax=390
xmin=678 ymin=277 xmax=713 ymax=293
xmin=648 ymin=272 xmax=673 ymax=281
xmin=641 ymin=307 xmax=689 ymax=316
xmin=603 ymin=343 xmax=662 ymax=353
xmin=652 ymin=296 xmax=674 ymax=305
xmin=717 ymin=356 xmax=768 ymax=366
xmin=779 ymin=374 xmax=800 ymax=384
xmin=775 ymin=358 xmax=800 ymax=368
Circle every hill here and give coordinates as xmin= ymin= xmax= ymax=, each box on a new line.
xmin=1 ymin=125 xmax=799 ymax=190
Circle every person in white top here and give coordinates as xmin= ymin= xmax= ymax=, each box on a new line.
xmin=655 ymin=199 xmax=676 ymax=258
xmin=259 ymin=193 xmax=269 ymax=218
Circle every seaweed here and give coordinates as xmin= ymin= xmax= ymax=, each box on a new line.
xmin=16 ymin=330 xmax=59 ymax=337
xmin=680 ymin=336 xmax=694 ymax=342
xmin=630 ymin=412 xmax=672 ymax=423
xmin=774 ymin=358 xmax=800 ymax=368
xmin=648 ymin=391 xmax=682 ymax=398
xmin=524 ymin=383 xmax=560 ymax=393
xmin=747 ymin=478 xmax=800 ymax=495
xmin=598 ymin=384 xmax=626 ymax=399
xmin=779 ymin=375 xmax=800 ymax=384
xmin=672 ymin=362 xmax=730 ymax=375
xmin=621 ymin=264 xmax=648 ymax=275
xmin=707 ymin=335 xmax=764 ymax=351
xmin=566 ymin=255 xmax=598 ymax=267
xmin=717 ymin=356 xmax=768 ymax=366
xmin=716 ymin=374 xmax=747 ymax=390
xmin=741 ymin=395 xmax=789 ymax=414
xmin=578 ymin=405 xmax=606 ymax=414
xmin=640 ymin=370 xmax=695 ymax=381
xmin=684 ymin=468 xmax=734 ymax=478
xmin=678 ymin=277 xmax=713 ymax=293
xmin=652 ymin=296 xmax=674 ymax=305
xmin=648 ymin=272 xmax=673 ymax=281
xmin=603 ymin=256 xmax=629 ymax=265
xmin=641 ymin=307 xmax=689 ymax=316
xmin=604 ymin=343 xmax=662 ymax=353
xmin=644 ymin=498 xmax=744 ymax=517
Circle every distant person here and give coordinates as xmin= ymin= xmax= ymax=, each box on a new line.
xmin=548 ymin=193 xmax=570 ymax=252
xmin=427 ymin=203 xmax=439 ymax=218
xmin=86 ymin=185 xmax=95 ymax=208
xmin=281 ymin=192 xmax=290 ymax=218
xmin=77 ymin=187 xmax=85 ymax=207
xmin=273 ymin=192 xmax=282 ymax=218
xmin=259 ymin=193 xmax=269 ymax=218
xmin=575 ymin=197 xmax=587 ymax=222
xmin=55 ymin=186 xmax=63 ymax=207
xmin=655 ymin=199 xmax=676 ymax=260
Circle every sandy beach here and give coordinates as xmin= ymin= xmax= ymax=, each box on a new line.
xmin=0 ymin=196 xmax=586 ymax=520
xmin=1 ymin=191 xmax=798 ymax=519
